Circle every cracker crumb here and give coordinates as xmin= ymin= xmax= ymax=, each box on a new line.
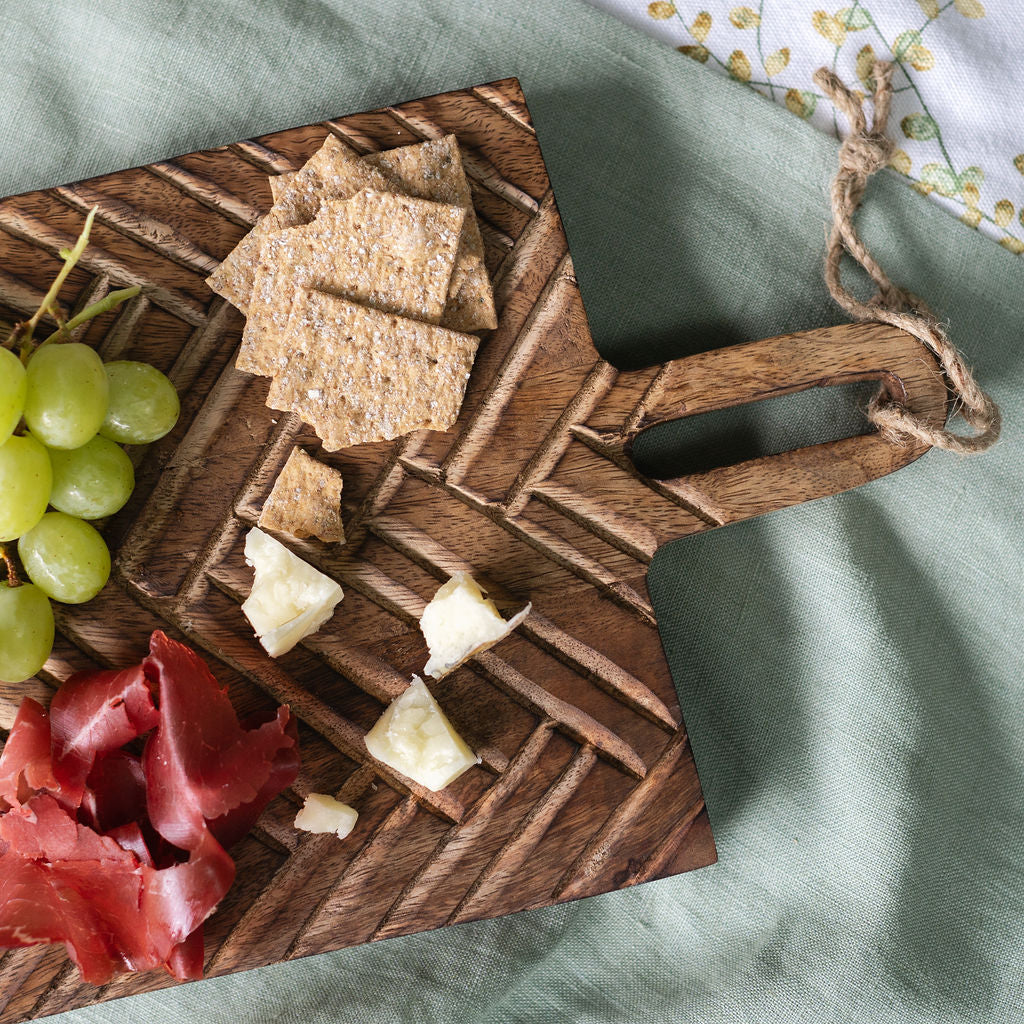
xmin=258 ymin=447 xmax=345 ymax=543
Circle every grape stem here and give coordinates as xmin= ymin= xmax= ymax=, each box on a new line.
xmin=0 ymin=544 xmax=21 ymax=589
xmin=21 ymin=208 xmax=96 ymax=344
xmin=39 ymin=286 xmax=142 ymax=347
xmin=1 ymin=207 xmax=140 ymax=363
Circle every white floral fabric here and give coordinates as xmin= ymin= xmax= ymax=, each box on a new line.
xmin=584 ymin=0 xmax=1024 ymax=253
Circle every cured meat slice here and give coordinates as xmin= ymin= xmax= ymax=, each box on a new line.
xmin=165 ymin=928 xmax=205 ymax=981
xmin=0 ymin=699 xmax=61 ymax=810
xmin=50 ymin=663 xmax=158 ymax=800
xmin=0 ymin=793 xmax=136 ymax=865
xmin=141 ymin=827 xmax=234 ymax=949
xmin=104 ymin=820 xmax=152 ymax=865
xmin=205 ymin=710 xmax=300 ymax=850
xmin=79 ymin=750 xmax=149 ymax=836
xmin=0 ymin=797 xmax=233 ymax=983
xmin=0 ymin=852 xmax=144 ymax=983
xmin=0 ymin=842 xmax=231 ymax=982
xmin=142 ymin=630 xmax=298 ymax=850
xmin=0 ymin=796 xmax=158 ymax=983
xmin=0 ymin=631 xmax=300 ymax=984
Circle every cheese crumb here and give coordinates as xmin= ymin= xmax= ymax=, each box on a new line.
xmin=420 ymin=571 xmax=530 ymax=678
xmin=364 ymin=676 xmax=480 ymax=791
xmin=294 ymin=793 xmax=358 ymax=840
xmin=240 ymin=527 xmax=343 ymax=657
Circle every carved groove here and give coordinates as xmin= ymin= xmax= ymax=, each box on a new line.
xmin=469 ymin=82 xmax=536 ymax=134
xmin=0 ymin=266 xmax=65 ymax=323
xmin=366 ymin=517 xmax=673 ymax=729
xmin=229 ymin=140 xmax=301 ymax=174
xmin=28 ymin=962 xmax=80 ymax=1021
xmin=147 ymin=161 xmax=264 ymax=227
xmin=206 ymin=767 xmax=379 ymax=974
xmin=0 ymin=949 xmax=48 ymax=1017
xmin=321 ymin=547 xmax=649 ymax=777
xmin=555 ymin=728 xmax=698 ymax=900
xmin=571 ymin=423 xmax=726 ymax=529
xmin=503 ymin=359 xmax=619 ymax=515
xmin=395 ymin=465 xmax=659 ymax=624
xmin=477 ymin=219 xmax=515 ymax=253
xmin=337 ymin=517 xmax=658 ymax=768
xmin=518 ymin=613 xmax=678 ymax=730
xmin=490 ymin=189 xmax=561 ymax=294
xmin=532 ymin=479 xmax=661 ymax=563
xmin=95 ymin=291 xmax=151 ymax=361
xmin=370 ymin=722 xmax=554 ymax=940
xmin=54 ymin=183 xmax=222 ymax=275
xmin=0 ymin=206 xmax=208 ymax=326
xmin=449 ymin=745 xmax=598 ymax=923
xmin=322 ymin=120 xmax=377 ymax=154
xmin=442 ymin=251 xmax=576 ymax=483
xmin=345 ymin=431 xmax=427 ymax=541
xmin=622 ymin=797 xmax=706 ymax=885
xmin=473 ymin=653 xmax=646 ymax=779
xmin=286 ymin=797 xmax=420 ymax=959
xmin=64 ymin=274 xmax=110 ymax=342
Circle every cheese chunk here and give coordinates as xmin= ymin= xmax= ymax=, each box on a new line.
xmin=364 ymin=676 xmax=479 ymax=791
xmin=420 ymin=571 xmax=530 ymax=678
xmin=240 ymin=527 xmax=343 ymax=657
xmin=294 ymin=793 xmax=358 ymax=840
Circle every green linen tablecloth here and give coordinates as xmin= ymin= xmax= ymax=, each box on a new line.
xmin=2 ymin=2 xmax=1022 ymax=1021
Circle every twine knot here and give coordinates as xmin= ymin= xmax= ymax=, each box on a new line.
xmin=813 ymin=60 xmax=1001 ymax=454
xmin=839 ymin=131 xmax=893 ymax=176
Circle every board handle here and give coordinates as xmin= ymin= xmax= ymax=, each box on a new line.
xmin=610 ymin=321 xmax=950 ymax=528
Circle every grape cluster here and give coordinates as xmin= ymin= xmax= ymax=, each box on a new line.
xmin=0 ymin=345 xmax=179 ymax=684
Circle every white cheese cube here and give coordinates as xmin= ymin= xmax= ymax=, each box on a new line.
xmin=240 ymin=527 xmax=343 ymax=657
xmin=420 ymin=571 xmax=530 ymax=678
xmin=364 ymin=676 xmax=480 ymax=791
xmin=294 ymin=793 xmax=358 ymax=840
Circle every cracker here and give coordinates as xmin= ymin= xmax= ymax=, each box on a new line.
xmin=266 ymin=290 xmax=479 ymax=451
xmin=442 ymin=270 xmax=501 ymax=335
xmin=206 ymin=205 xmax=285 ymax=315
xmin=268 ymin=171 xmax=297 ymax=203
xmin=365 ymin=135 xmax=497 ymax=332
xmin=237 ymin=190 xmax=465 ymax=376
xmin=259 ymin=447 xmax=345 ymax=543
xmin=209 ymin=133 xmax=498 ymax=333
xmin=207 ymin=136 xmax=390 ymax=313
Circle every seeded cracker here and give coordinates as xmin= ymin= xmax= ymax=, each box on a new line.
xmin=268 ymin=171 xmax=297 ymax=204
xmin=266 ymin=291 xmax=479 ymax=451
xmin=237 ymin=190 xmax=465 ymax=376
xmin=209 ymin=133 xmax=497 ymax=334
xmin=365 ymin=135 xmax=497 ymax=332
xmin=207 ymin=136 xmax=391 ymax=314
xmin=259 ymin=447 xmax=345 ymax=543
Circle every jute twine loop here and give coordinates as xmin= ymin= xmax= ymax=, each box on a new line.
xmin=813 ymin=61 xmax=1001 ymax=454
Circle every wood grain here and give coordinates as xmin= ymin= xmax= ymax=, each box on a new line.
xmin=0 ymin=78 xmax=948 ymax=1020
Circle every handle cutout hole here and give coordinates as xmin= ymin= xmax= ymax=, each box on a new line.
xmin=629 ymin=380 xmax=879 ymax=479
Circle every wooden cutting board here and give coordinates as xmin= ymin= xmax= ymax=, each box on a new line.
xmin=0 ymin=78 xmax=948 ymax=1020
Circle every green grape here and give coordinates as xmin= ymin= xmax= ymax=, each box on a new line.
xmin=0 ymin=582 xmax=54 ymax=683
xmin=0 ymin=348 xmax=27 ymax=444
xmin=48 ymin=436 xmax=135 ymax=520
xmin=18 ymin=512 xmax=111 ymax=604
xmin=0 ymin=433 xmax=52 ymax=542
xmin=100 ymin=361 xmax=179 ymax=444
xmin=24 ymin=342 xmax=109 ymax=449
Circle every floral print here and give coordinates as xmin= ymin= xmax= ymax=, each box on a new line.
xmin=589 ymin=0 xmax=1024 ymax=253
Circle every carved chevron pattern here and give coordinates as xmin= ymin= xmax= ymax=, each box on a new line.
xmin=0 ymin=79 xmax=717 ymax=1021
